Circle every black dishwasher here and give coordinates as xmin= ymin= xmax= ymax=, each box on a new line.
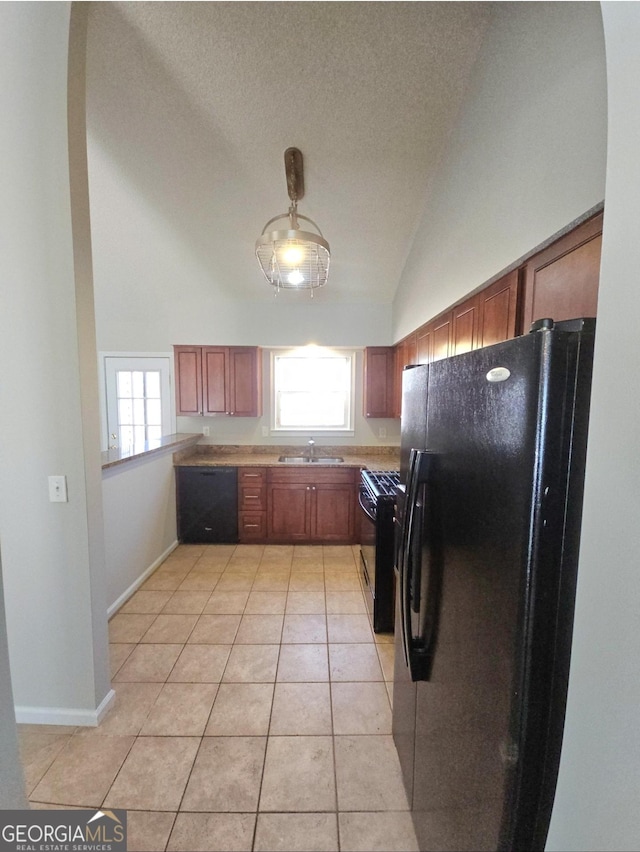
xmin=176 ymin=466 xmax=238 ymax=544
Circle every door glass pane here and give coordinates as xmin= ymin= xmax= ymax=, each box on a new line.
xmin=133 ymin=398 xmax=145 ymax=424
xmin=131 ymin=371 xmax=144 ymax=397
xmin=146 ymin=399 xmax=162 ymax=425
xmin=120 ymin=425 xmax=134 ymax=447
xmin=146 ymin=371 xmax=161 ymax=397
xmin=118 ymin=399 xmax=133 ymax=425
xmin=117 ymin=371 xmax=132 ymax=397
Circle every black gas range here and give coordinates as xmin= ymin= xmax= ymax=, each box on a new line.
xmin=358 ymin=469 xmax=400 ymax=633
xmin=361 ymin=470 xmax=401 ymax=506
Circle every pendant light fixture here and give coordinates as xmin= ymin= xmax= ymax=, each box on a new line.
xmin=255 ymin=147 xmax=330 ymax=294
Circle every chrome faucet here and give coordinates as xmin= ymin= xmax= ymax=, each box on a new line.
xmin=307 ymin=438 xmax=315 ymax=459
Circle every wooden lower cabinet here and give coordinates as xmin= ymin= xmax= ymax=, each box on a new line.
xmin=238 ymin=467 xmax=267 ymax=541
xmin=267 ymin=468 xmax=357 ymax=543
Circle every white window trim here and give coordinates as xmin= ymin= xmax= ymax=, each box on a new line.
xmin=269 ymin=346 xmax=356 ymax=437
xmin=99 ymin=352 xmax=175 ymax=450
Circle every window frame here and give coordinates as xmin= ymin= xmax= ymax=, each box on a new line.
xmin=269 ymin=347 xmax=356 ymax=436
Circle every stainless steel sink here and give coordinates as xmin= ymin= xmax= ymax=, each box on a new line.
xmin=278 ymin=456 xmax=344 ymax=464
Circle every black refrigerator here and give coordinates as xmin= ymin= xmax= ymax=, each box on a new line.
xmin=392 ymin=318 xmax=595 ymax=852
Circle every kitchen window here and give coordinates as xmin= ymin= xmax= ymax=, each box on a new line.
xmin=271 ymin=348 xmax=355 ymax=433
xmin=103 ymin=355 xmax=173 ymax=450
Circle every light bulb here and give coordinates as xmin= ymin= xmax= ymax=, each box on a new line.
xmin=287 ymin=269 xmax=304 ymax=286
xmin=282 ymin=244 xmax=304 ymax=265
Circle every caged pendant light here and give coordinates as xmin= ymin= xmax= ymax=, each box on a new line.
xmin=255 ymin=147 xmax=330 ymax=295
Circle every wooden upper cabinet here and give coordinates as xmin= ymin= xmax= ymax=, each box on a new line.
xmin=416 ymin=324 xmax=431 ymax=365
xmin=452 ymin=298 xmax=479 ymax=356
xmin=174 ymin=346 xmax=203 ymax=416
xmin=478 ymin=269 xmax=520 ymax=347
xmin=174 ymin=345 xmax=262 ymax=417
xmin=389 ymin=210 xmax=600 ymax=383
xmin=363 ymin=347 xmax=395 ymax=418
xmin=414 ymin=309 xmax=454 ymax=366
xmin=228 ymin=347 xmax=262 ymax=416
xmin=521 ymin=212 xmax=603 ymax=331
xmin=431 ymin=311 xmax=453 ymax=362
xmin=393 ymin=332 xmax=417 ymax=417
xmin=202 ymin=347 xmax=228 ymax=414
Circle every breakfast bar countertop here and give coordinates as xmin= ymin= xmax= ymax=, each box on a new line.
xmin=173 ymin=444 xmax=400 ymax=472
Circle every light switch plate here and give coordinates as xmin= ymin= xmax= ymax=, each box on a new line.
xmin=48 ymin=475 xmax=68 ymax=502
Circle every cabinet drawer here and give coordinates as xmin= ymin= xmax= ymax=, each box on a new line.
xmin=239 ymin=484 xmax=266 ymax=511
xmin=239 ymin=511 xmax=267 ymax=540
xmin=267 ymin=468 xmax=356 ymax=486
xmin=239 ymin=467 xmax=267 ymax=485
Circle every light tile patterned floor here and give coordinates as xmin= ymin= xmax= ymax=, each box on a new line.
xmin=18 ymin=544 xmax=418 ymax=852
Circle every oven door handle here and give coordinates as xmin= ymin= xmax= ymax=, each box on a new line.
xmin=358 ymin=488 xmax=376 ymax=523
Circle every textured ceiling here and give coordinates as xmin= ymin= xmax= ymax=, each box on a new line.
xmin=87 ymin=2 xmax=489 ymax=304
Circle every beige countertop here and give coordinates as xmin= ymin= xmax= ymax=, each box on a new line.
xmin=102 ymin=433 xmax=201 ymax=471
xmin=173 ymin=444 xmax=400 ymax=472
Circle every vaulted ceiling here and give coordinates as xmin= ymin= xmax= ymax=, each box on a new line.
xmin=87 ymin=2 xmax=489 ymax=304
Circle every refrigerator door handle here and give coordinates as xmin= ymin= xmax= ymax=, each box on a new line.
xmin=401 ymin=449 xmax=438 ymax=681
xmin=399 ymin=450 xmax=418 ymax=668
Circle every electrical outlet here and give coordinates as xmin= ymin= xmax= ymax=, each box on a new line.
xmin=48 ymin=475 xmax=68 ymax=503
xmin=261 ymin=426 xmax=269 ymax=437
xmin=378 ymin=427 xmax=387 ymax=439
xmin=202 ymin=426 xmax=210 ymax=437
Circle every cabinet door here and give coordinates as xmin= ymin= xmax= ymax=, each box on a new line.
xmin=267 ymin=481 xmax=311 ymax=541
xmin=364 ymin=347 xmax=395 ymax=418
xmin=202 ymin=347 xmax=229 ymax=414
xmin=393 ymin=333 xmax=418 ymax=417
xmin=431 ymin=310 xmax=453 ymax=362
xmin=229 ymin=347 xmax=262 ymax=416
xmin=452 ymin=297 xmax=480 ymax=356
xmin=174 ymin=347 xmax=203 ymax=415
xmin=313 ymin=483 xmax=355 ymax=542
xmin=521 ymin=212 xmax=602 ymax=330
xmin=479 ymin=269 xmax=520 ymax=347
xmin=416 ymin=324 xmax=432 ymax=365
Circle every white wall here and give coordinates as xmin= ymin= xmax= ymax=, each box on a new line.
xmin=546 ymin=4 xmax=640 ymax=848
xmin=103 ymin=451 xmax=179 ymax=614
xmin=393 ymin=1 xmax=607 ymax=341
xmin=88 ymin=136 xmax=393 ymax=352
xmin=0 ymin=2 xmax=111 ymax=725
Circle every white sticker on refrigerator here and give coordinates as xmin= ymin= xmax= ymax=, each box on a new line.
xmin=486 ymin=367 xmax=511 ymax=383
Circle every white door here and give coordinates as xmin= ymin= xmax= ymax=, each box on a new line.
xmin=104 ymin=356 xmax=172 ymax=449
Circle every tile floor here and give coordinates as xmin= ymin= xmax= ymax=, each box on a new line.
xmin=18 ymin=543 xmax=419 ymax=851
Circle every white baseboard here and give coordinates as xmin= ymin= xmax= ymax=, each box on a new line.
xmin=15 ymin=688 xmax=116 ymax=728
xmin=107 ymin=540 xmax=179 ymax=618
